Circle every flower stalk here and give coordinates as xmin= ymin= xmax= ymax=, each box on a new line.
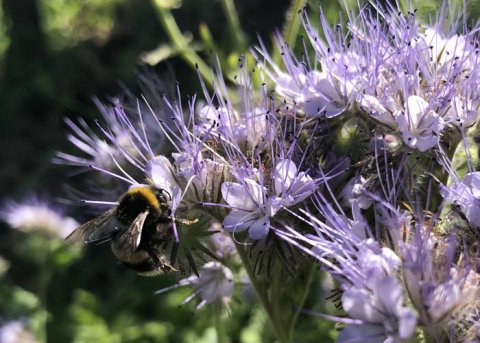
xmin=156 ymin=7 xmax=214 ymax=87
xmin=235 ymin=244 xmax=291 ymax=343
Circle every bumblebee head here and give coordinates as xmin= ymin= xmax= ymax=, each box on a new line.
xmin=117 ymin=185 xmax=170 ymax=223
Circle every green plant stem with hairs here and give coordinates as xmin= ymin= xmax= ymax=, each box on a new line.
xmin=215 ymin=310 xmax=229 ymax=343
xmin=36 ymin=245 xmax=52 ymax=343
xmin=220 ymin=0 xmax=247 ymax=51
xmin=235 ymin=244 xmax=290 ymax=343
xmin=235 ymin=243 xmax=314 ymax=343
xmin=156 ymin=7 xmax=214 ymax=88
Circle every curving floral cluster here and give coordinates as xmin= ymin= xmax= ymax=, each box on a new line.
xmin=56 ymin=2 xmax=480 ymax=342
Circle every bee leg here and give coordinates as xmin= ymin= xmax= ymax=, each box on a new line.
xmin=171 ymin=217 xmax=199 ymax=226
xmin=146 ymin=247 xmax=177 ymax=273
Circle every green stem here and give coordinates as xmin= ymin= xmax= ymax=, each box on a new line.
xmin=235 ymin=245 xmax=290 ymax=343
xmin=37 ymin=248 xmax=51 ymax=343
xmin=220 ymin=0 xmax=247 ymax=51
xmin=282 ymin=0 xmax=307 ymax=50
xmin=215 ymin=311 xmax=229 ymax=343
xmin=422 ymin=330 xmax=440 ymax=343
xmin=287 ymin=263 xmax=314 ymax=335
xmin=270 ymin=261 xmax=291 ymax=342
xmin=156 ymin=7 xmax=214 ymax=88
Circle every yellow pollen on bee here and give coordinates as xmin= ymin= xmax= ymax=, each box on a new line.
xmin=127 ymin=186 xmax=161 ymax=210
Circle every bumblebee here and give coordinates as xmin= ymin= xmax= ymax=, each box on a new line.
xmin=66 ymin=184 xmax=177 ymax=275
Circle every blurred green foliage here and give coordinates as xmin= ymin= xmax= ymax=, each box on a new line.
xmin=40 ymin=0 xmax=123 ymax=50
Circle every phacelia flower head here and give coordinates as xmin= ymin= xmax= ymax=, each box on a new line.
xmin=338 ymin=276 xmax=417 ymax=343
xmin=58 ymin=2 xmax=480 ymax=340
xmin=55 ymin=100 xmax=148 ymax=172
xmin=400 ymin=226 xmax=480 ymax=339
xmin=155 ymin=261 xmax=234 ymax=310
xmin=1 ymin=197 xmax=78 ymax=238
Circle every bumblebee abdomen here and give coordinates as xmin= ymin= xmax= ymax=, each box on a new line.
xmin=121 ymin=257 xmax=159 ymax=276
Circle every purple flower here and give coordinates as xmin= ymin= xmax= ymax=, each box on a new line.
xmin=339 ymin=276 xmax=417 ymax=343
xmin=0 ymin=320 xmax=37 ymax=343
xmin=396 ymin=95 xmax=444 ymax=151
xmin=221 ymin=159 xmax=315 ymax=240
xmin=440 ymin=172 xmax=480 ymax=228
xmin=155 ymin=262 xmax=234 ymax=310
xmin=274 ymin=70 xmax=348 ymax=117
xmin=198 ymin=104 xmax=272 ymax=150
xmin=1 ymin=197 xmax=78 ymax=238
xmin=221 ymin=178 xmax=270 ymax=239
xmin=339 ymin=176 xmax=373 ymax=209
xmin=400 ymin=229 xmax=479 ymax=332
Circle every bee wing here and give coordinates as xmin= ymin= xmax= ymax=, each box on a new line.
xmin=116 ymin=210 xmax=149 ymax=251
xmin=65 ymin=208 xmax=123 ymax=245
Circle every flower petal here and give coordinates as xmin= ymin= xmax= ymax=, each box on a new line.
xmin=248 ymin=217 xmax=270 ymax=240
xmin=221 ymin=180 xmax=261 ymax=211
xmin=223 ymin=210 xmax=257 ymax=233
xmin=146 ymin=155 xmax=177 ymax=192
xmin=337 ymin=324 xmax=386 ymax=343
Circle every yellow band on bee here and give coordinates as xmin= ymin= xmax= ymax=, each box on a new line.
xmin=127 ymin=186 xmax=161 ymax=210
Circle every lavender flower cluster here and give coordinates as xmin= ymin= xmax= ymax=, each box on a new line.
xmin=51 ymin=2 xmax=480 ymax=342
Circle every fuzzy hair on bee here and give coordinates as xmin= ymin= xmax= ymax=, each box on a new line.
xmin=66 ymin=184 xmax=177 ymax=276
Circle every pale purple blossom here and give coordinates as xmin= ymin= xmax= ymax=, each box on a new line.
xmin=221 ymin=178 xmax=270 ymax=239
xmin=400 ymin=229 xmax=480 ymax=333
xmin=338 ymin=276 xmax=417 ymax=343
xmin=221 ymin=159 xmax=315 ymax=240
xmin=440 ymin=172 xmax=480 ymax=228
xmin=0 ymin=320 xmax=37 ymax=343
xmin=274 ymin=70 xmax=348 ymax=117
xmin=155 ymin=262 xmax=234 ymax=310
xmin=1 ymin=197 xmax=78 ymax=238
xmin=396 ymin=95 xmax=444 ymax=151
xmin=198 ymin=104 xmax=271 ymax=150
xmin=339 ymin=176 xmax=373 ymax=209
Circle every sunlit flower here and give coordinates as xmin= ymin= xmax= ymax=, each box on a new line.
xmin=0 ymin=320 xmax=37 ymax=343
xmin=396 ymin=96 xmax=444 ymax=151
xmin=222 ymin=159 xmax=315 ymax=240
xmin=221 ymin=178 xmax=270 ymax=239
xmin=198 ymin=104 xmax=271 ymax=150
xmin=440 ymin=172 xmax=480 ymax=228
xmin=1 ymin=197 xmax=78 ymax=238
xmin=338 ymin=276 xmax=417 ymax=343
xmin=155 ymin=262 xmax=234 ymax=310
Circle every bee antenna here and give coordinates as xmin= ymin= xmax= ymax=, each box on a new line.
xmin=162 ymin=189 xmax=172 ymax=201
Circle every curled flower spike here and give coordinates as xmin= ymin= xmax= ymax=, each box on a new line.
xmin=155 ymin=262 xmax=234 ymax=310
xmin=58 ymin=1 xmax=480 ymax=341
